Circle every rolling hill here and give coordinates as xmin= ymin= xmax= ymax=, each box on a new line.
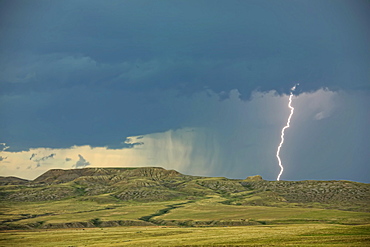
xmin=0 ymin=167 xmax=369 ymax=230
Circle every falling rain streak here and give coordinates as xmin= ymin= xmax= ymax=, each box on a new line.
xmin=276 ymin=85 xmax=297 ymax=181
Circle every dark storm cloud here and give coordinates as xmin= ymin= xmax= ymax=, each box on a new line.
xmin=30 ymin=153 xmax=36 ymax=160
xmin=0 ymin=0 xmax=369 ymax=152
xmin=30 ymin=153 xmax=56 ymax=165
xmin=107 ymin=137 xmax=144 ymax=150
xmin=38 ymin=153 xmax=56 ymax=161
xmin=0 ymin=88 xmax=197 ymax=150
xmin=73 ymin=154 xmax=90 ymax=168
xmin=1 ymin=0 xmax=369 ymax=95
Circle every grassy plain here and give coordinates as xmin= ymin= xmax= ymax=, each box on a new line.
xmin=1 ymin=224 xmax=369 ymax=246
xmin=1 ymin=196 xmax=370 ymax=246
xmin=1 ymin=168 xmax=369 ymax=245
xmin=1 ymin=199 xmax=183 ymax=224
xmin=2 ymin=196 xmax=369 ymax=226
xmin=155 ymin=196 xmax=370 ymax=225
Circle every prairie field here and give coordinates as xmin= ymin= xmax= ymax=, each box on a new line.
xmin=1 ymin=224 xmax=370 ymax=246
xmin=1 ymin=196 xmax=369 ymax=227
xmin=1 ymin=197 xmax=370 ymax=246
xmin=1 ymin=167 xmax=369 ymax=246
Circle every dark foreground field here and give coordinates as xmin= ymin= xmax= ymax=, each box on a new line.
xmin=1 ymin=224 xmax=370 ymax=246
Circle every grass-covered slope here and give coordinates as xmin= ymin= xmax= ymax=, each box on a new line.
xmin=0 ymin=167 xmax=369 ymax=230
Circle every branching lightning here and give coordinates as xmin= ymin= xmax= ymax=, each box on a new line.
xmin=276 ymin=84 xmax=297 ymax=181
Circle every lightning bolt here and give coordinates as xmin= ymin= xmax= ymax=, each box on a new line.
xmin=276 ymin=84 xmax=297 ymax=181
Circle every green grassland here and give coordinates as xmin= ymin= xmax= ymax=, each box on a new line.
xmin=1 ymin=196 xmax=369 ymax=227
xmin=1 ymin=196 xmax=369 ymax=246
xmin=1 ymin=167 xmax=369 ymax=245
xmin=154 ymin=196 xmax=370 ymax=225
xmin=1 ymin=224 xmax=369 ymax=246
xmin=0 ymin=199 xmax=188 ymax=225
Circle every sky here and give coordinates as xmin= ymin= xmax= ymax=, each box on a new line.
xmin=0 ymin=0 xmax=369 ymax=182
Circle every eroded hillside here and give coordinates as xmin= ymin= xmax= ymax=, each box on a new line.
xmin=1 ymin=167 xmax=369 ymax=212
xmin=1 ymin=167 xmax=369 ymax=230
